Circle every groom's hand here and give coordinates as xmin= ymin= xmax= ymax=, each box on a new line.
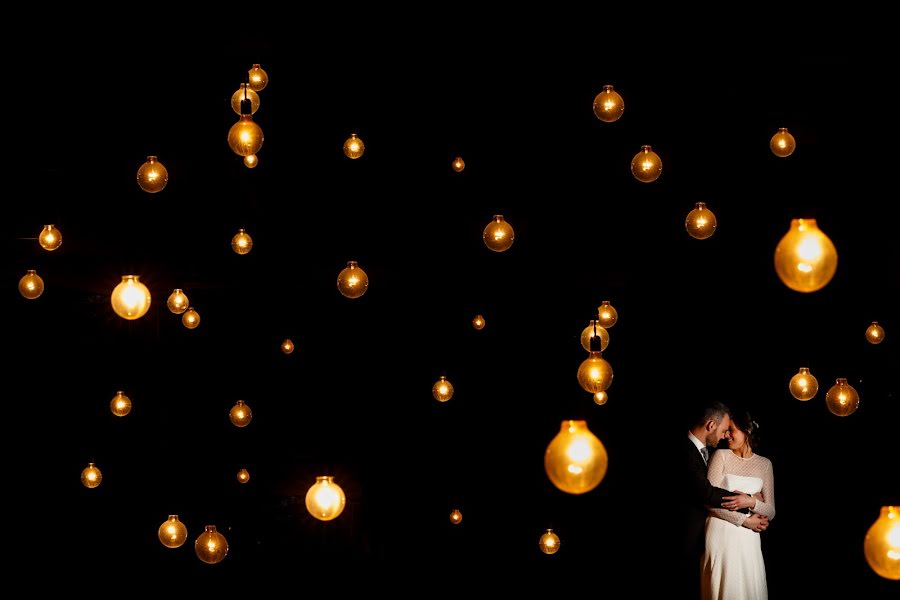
xmin=722 ymin=493 xmax=755 ymax=510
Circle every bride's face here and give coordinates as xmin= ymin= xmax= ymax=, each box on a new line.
xmin=727 ymin=426 xmax=747 ymax=450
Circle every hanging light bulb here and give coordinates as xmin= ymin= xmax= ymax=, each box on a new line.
xmin=110 ymin=275 xmax=151 ymax=320
xmin=110 ymin=391 xmax=132 ymax=417
xmin=337 ymin=261 xmax=369 ymax=298
xmin=305 ymin=476 xmax=346 ymax=521
xmin=866 ymin=321 xmax=885 ymax=345
xmin=230 ymin=83 xmax=260 ymax=115
xmin=243 ymin=154 xmax=259 ymax=169
xmin=158 ymin=515 xmax=188 ymax=548
xmin=580 ymin=320 xmax=609 ymax=353
xmin=774 ymin=218 xmax=838 ymax=293
xmin=195 ymin=525 xmax=229 ymax=564
xmin=631 ymin=145 xmax=662 ymax=183
xmin=452 ymin=156 xmax=465 ymax=172
xmin=18 ymin=270 xmax=44 ymax=299
xmin=577 ymin=351 xmax=614 ymax=393
xmin=539 ymin=529 xmax=561 ymax=554
xmin=229 ymin=400 xmax=252 ymax=427
xmin=864 ymin=506 xmax=900 ymax=580
xmin=182 ymin=307 xmax=200 ymax=329
xmin=593 ymin=391 xmax=608 ymax=405
xmin=597 ymin=301 xmax=618 ymax=329
xmin=472 ymin=314 xmax=485 ymax=330
xmin=544 ymin=420 xmax=608 ymax=494
xmin=227 ymin=114 xmax=264 ymax=157
xmin=237 ymin=468 xmax=250 ymax=484
xmin=38 ymin=224 xmax=62 ymax=251
xmin=685 ymin=202 xmax=718 ymax=240
xmin=483 ymin=215 xmax=515 ymax=252
xmin=281 ymin=339 xmax=295 ymax=354
xmin=450 ymin=509 xmax=463 ymax=524
xmin=136 ymin=156 xmax=169 ymax=193
xmin=432 ymin=376 xmax=454 ymax=402
xmin=826 ymin=378 xmax=860 ymax=416
xmin=592 ymin=84 xmax=624 ymax=122
xmin=770 ymin=127 xmax=796 ymax=157
xmin=788 ymin=367 xmax=819 ymax=401
xmin=248 ymin=64 xmax=268 ymax=92
xmin=343 ymin=133 xmax=365 ymax=159
xmin=166 ymin=289 xmax=189 ymax=314
xmin=231 ymin=228 xmax=253 ymax=255
xmin=81 ymin=463 xmax=102 ymax=488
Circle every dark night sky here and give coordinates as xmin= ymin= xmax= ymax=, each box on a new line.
xmin=5 ymin=36 xmax=898 ymax=594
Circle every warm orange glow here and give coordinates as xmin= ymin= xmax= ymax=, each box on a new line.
xmin=580 ymin=320 xmax=609 ymax=352
xmin=110 ymin=391 xmax=132 ymax=417
xmin=337 ymin=261 xmax=369 ymax=298
xmin=182 ymin=307 xmax=200 ymax=329
xmin=483 ymin=215 xmax=515 ymax=252
xmin=243 ymin=154 xmax=259 ymax=168
xmin=247 ymin=64 xmax=268 ymax=92
xmin=577 ymin=351 xmax=614 ymax=393
xmin=539 ymin=529 xmax=561 ymax=554
xmin=231 ymin=83 xmax=260 ymax=115
xmin=631 ymin=145 xmax=662 ymax=182
xmin=774 ymin=219 xmax=838 ymax=292
xmin=18 ymin=270 xmax=44 ymax=299
xmin=864 ymin=506 xmax=900 ymax=580
xmin=281 ymin=339 xmax=295 ymax=354
xmin=39 ymin=224 xmax=62 ymax=251
xmin=231 ymin=229 xmax=253 ymax=255
xmin=593 ymin=391 xmax=608 ymax=405
xmin=770 ymin=127 xmax=796 ymax=157
xmin=545 ymin=420 xmax=608 ymax=494
xmin=450 ymin=509 xmax=463 ymax=524
xmin=597 ymin=301 xmax=618 ymax=328
xmin=452 ymin=156 xmax=465 ymax=172
xmin=167 ymin=289 xmax=189 ymax=314
xmin=685 ymin=202 xmax=717 ymax=240
xmin=81 ymin=463 xmax=102 ymax=488
xmin=866 ymin=322 xmax=885 ymax=344
xmin=472 ymin=314 xmax=485 ymax=330
xmin=343 ymin=133 xmax=365 ymax=159
xmin=305 ymin=476 xmax=346 ymax=521
xmin=229 ymin=400 xmax=252 ymax=427
xmin=227 ymin=115 xmax=264 ymax=157
xmin=136 ymin=156 xmax=168 ymax=193
xmin=237 ymin=468 xmax=250 ymax=484
xmin=432 ymin=376 xmax=454 ymax=402
xmin=111 ymin=275 xmax=151 ymax=320
xmin=826 ymin=378 xmax=860 ymax=416
xmin=592 ymin=85 xmax=624 ymax=123
xmin=158 ymin=515 xmax=188 ymax=548
xmin=195 ymin=525 xmax=229 ymax=564
xmin=789 ymin=367 xmax=818 ymax=401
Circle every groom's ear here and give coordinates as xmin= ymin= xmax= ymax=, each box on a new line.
xmin=704 ymin=419 xmax=716 ymax=432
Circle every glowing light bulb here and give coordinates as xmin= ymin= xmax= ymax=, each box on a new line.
xmin=593 ymin=391 xmax=608 ymax=405
xmin=864 ymin=506 xmax=900 ymax=580
xmin=230 ymin=83 xmax=260 ymax=115
xmin=432 ymin=376 xmax=454 ymax=402
xmin=182 ymin=307 xmax=200 ymax=329
xmin=248 ymin=64 xmax=268 ymax=92
xmin=452 ymin=156 xmax=465 ymax=172
xmin=231 ymin=228 xmax=253 ymax=255
xmin=483 ymin=215 xmax=515 ymax=252
xmin=826 ymin=378 xmax=860 ymax=417
xmin=18 ymin=270 xmax=44 ymax=299
xmin=195 ymin=525 xmax=228 ymax=564
xmin=110 ymin=275 xmax=151 ymax=320
xmin=158 ymin=515 xmax=188 ymax=548
xmin=227 ymin=115 xmax=264 ymax=157
xmin=592 ymin=84 xmax=624 ymax=123
xmin=167 ymin=289 xmax=189 ymax=314
xmin=544 ymin=420 xmax=608 ymax=494
xmin=774 ymin=218 xmax=838 ymax=293
xmin=631 ymin=145 xmax=662 ymax=183
xmin=136 ymin=156 xmax=168 ymax=193
xmin=305 ymin=476 xmax=346 ymax=521
xmin=866 ymin=321 xmax=885 ymax=345
xmin=237 ymin=468 xmax=250 ymax=484
xmin=229 ymin=400 xmax=252 ymax=427
xmin=472 ymin=314 xmax=485 ymax=330
xmin=450 ymin=509 xmax=463 ymax=524
xmin=580 ymin=320 xmax=609 ymax=353
xmin=343 ymin=133 xmax=365 ymax=159
xmin=577 ymin=351 xmax=614 ymax=393
xmin=243 ymin=154 xmax=259 ymax=169
xmin=337 ymin=261 xmax=369 ymax=298
xmin=110 ymin=391 xmax=132 ymax=417
xmin=788 ymin=367 xmax=818 ymax=401
xmin=39 ymin=224 xmax=62 ymax=251
xmin=81 ymin=463 xmax=102 ymax=488
xmin=597 ymin=301 xmax=618 ymax=329
xmin=281 ymin=339 xmax=294 ymax=354
xmin=685 ymin=202 xmax=717 ymax=240
xmin=539 ymin=529 xmax=561 ymax=554
xmin=770 ymin=127 xmax=796 ymax=157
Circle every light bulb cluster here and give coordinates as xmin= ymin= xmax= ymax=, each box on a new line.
xmin=228 ymin=64 xmax=268 ymax=164
xmin=166 ymin=287 xmax=200 ymax=329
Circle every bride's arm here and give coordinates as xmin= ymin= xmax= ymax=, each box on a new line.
xmin=751 ymin=458 xmax=776 ymax=520
xmin=706 ymin=450 xmax=749 ymax=527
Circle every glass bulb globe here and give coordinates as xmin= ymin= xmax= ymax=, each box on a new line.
xmin=433 ymin=376 xmax=454 ymax=402
xmin=305 ymin=476 xmax=346 ymax=521
xmin=243 ymin=154 xmax=259 ymax=169
xmin=343 ymin=133 xmax=365 ymax=159
xmin=158 ymin=515 xmax=188 ymax=549
xmin=864 ymin=506 xmax=900 ymax=580
xmin=281 ymin=339 xmax=294 ymax=354
xmin=472 ymin=314 xmax=485 ymax=330
xmin=483 ymin=215 xmax=515 ymax=252
xmin=18 ymin=270 xmax=44 ymax=299
xmin=544 ymin=420 xmax=608 ymax=494
xmin=788 ymin=367 xmax=818 ymax=401
xmin=577 ymin=351 xmax=614 ymax=393
xmin=826 ymin=378 xmax=860 ymax=416
xmin=237 ymin=468 xmax=250 ymax=484
xmin=248 ymin=64 xmax=268 ymax=92
xmin=592 ymin=84 xmax=624 ymax=123
xmin=539 ymin=529 xmax=561 ymax=554
xmin=770 ymin=127 xmax=796 ymax=157
xmin=167 ymin=289 xmax=189 ymax=314
xmin=337 ymin=261 xmax=369 ymax=298
xmin=450 ymin=509 xmax=463 ymax=524
xmin=229 ymin=400 xmax=252 ymax=427
xmin=110 ymin=391 xmax=132 ymax=417
xmin=227 ymin=115 xmax=264 ymax=157
xmin=580 ymin=320 xmax=609 ymax=353
xmin=136 ymin=156 xmax=168 ymax=193
xmin=182 ymin=307 xmax=200 ymax=329
xmin=452 ymin=156 xmax=465 ymax=172
xmin=593 ymin=391 xmax=608 ymax=405
xmin=230 ymin=83 xmax=260 ymax=115
xmin=39 ymin=224 xmax=62 ymax=251
xmin=631 ymin=145 xmax=662 ymax=183
xmin=774 ymin=218 xmax=838 ymax=293
xmin=685 ymin=202 xmax=717 ymax=240
xmin=866 ymin=321 xmax=885 ymax=344
xmin=81 ymin=463 xmax=102 ymax=488
xmin=597 ymin=301 xmax=618 ymax=329
xmin=195 ymin=525 xmax=228 ymax=564
xmin=111 ymin=275 xmax=151 ymax=320
xmin=231 ymin=228 xmax=253 ymax=255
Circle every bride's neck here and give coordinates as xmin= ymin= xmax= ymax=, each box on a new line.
xmin=732 ymin=445 xmax=753 ymax=458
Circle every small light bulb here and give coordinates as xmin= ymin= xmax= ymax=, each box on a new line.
xmin=593 ymin=391 xmax=608 ymax=405
xmin=472 ymin=314 xmax=485 ymax=330
xmin=592 ymin=84 xmax=624 ymax=122
xmin=227 ymin=115 xmax=264 ymax=157
xmin=229 ymin=400 xmax=252 ymax=427
xmin=450 ymin=509 xmax=463 ymax=524
xmin=685 ymin=202 xmax=718 ymax=240
xmin=432 ymin=376 xmax=454 ymax=402
xmin=39 ymin=224 xmax=62 ymax=251
xmin=631 ymin=145 xmax=662 ymax=183
xmin=182 ymin=307 xmax=200 ymax=329
xmin=483 ymin=215 xmax=515 ymax=252
xmin=597 ymin=301 xmax=618 ymax=328
xmin=243 ymin=154 xmax=259 ymax=168
xmin=110 ymin=391 xmax=132 ymax=417
xmin=337 ymin=261 xmax=369 ymax=298
xmin=580 ymin=320 xmax=609 ymax=353
xmin=136 ymin=156 xmax=169 ymax=193
xmin=231 ymin=228 xmax=253 ymax=255
xmin=230 ymin=83 xmax=260 ymax=115
xmin=158 ymin=515 xmax=188 ymax=549
xmin=770 ymin=127 xmax=796 ymax=157
xmin=774 ymin=218 xmax=838 ymax=293
xmin=789 ymin=367 xmax=818 ymax=401
xmin=866 ymin=322 xmax=885 ymax=344
xmin=167 ymin=289 xmax=189 ymax=314
xmin=81 ymin=463 xmax=102 ymax=488
xmin=305 ymin=476 xmax=346 ymax=521
xmin=281 ymin=339 xmax=295 ymax=354
xmin=195 ymin=525 xmax=229 ymax=564
xmin=18 ymin=270 xmax=44 ymax=300
xmin=237 ymin=468 xmax=250 ymax=484
xmin=248 ymin=64 xmax=268 ymax=92
xmin=110 ymin=275 xmax=151 ymax=320
xmin=343 ymin=133 xmax=365 ymax=159
xmin=825 ymin=378 xmax=860 ymax=417
xmin=539 ymin=529 xmax=561 ymax=554
xmin=452 ymin=156 xmax=465 ymax=172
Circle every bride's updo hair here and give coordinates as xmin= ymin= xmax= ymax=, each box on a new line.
xmin=731 ymin=409 xmax=762 ymax=450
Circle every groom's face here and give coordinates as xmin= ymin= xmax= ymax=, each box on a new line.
xmin=707 ymin=414 xmax=732 ymax=446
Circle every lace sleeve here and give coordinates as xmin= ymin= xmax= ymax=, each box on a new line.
xmin=752 ymin=457 xmax=776 ymax=520
xmin=706 ymin=450 xmax=748 ymax=528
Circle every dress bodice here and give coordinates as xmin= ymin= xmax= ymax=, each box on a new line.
xmin=720 ymin=473 xmax=763 ymax=495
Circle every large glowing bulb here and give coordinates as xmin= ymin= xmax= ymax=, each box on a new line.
xmin=158 ymin=515 xmax=188 ymax=548
xmin=432 ymin=376 xmax=454 ymax=402
xmin=281 ymin=339 xmax=295 ymax=354
xmin=544 ymin=420 xmax=608 ymax=494
xmin=450 ymin=509 xmax=463 ymax=524
xmin=229 ymin=400 xmax=252 ymax=427
xmin=343 ymin=133 xmax=365 ymax=159
xmin=866 ymin=321 xmax=885 ymax=345
xmin=182 ymin=307 xmax=200 ymax=329
xmin=81 ymin=463 xmax=102 ymax=488
xmin=39 ymin=224 xmax=62 ymax=251
xmin=770 ymin=127 xmax=796 ymax=157
xmin=788 ymin=367 xmax=818 ymax=401
xmin=631 ymin=145 xmax=662 ymax=183
xmin=305 ymin=476 xmax=346 ymax=521
xmin=472 ymin=314 xmax=485 ymax=330
xmin=580 ymin=320 xmax=609 ymax=353
xmin=195 ymin=525 xmax=228 ymax=564
xmin=592 ymin=84 xmax=624 ymax=123
xmin=337 ymin=261 xmax=369 ymax=298
xmin=864 ymin=506 xmax=900 ymax=580
xmin=483 ymin=215 xmax=515 ymax=252
xmin=685 ymin=202 xmax=717 ymax=240
xmin=111 ymin=275 xmax=151 ymax=320
xmin=227 ymin=115 xmax=264 ymax=157
xmin=237 ymin=468 xmax=250 ymax=484
xmin=826 ymin=378 xmax=860 ymax=416
xmin=774 ymin=218 xmax=838 ymax=293
xmin=597 ymin=301 xmax=618 ymax=329
xmin=452 ymin=156 xmax=465 ymax=172
xmin=577 ymin=351 xmax=614 ymax=393
xmin=110 ymin=391 xmax=132 ymax=417
xmin=167 ymin=289 xmax=189 ymax=314
xmin=230 ymin=83 xmax=260 ymax=115
xmin=539 ymin=529 xmax=561 ymax=554
xmin=231 ymin=228 xmax=253 ymax=255
xmin=243 ymin=154 xmax=259 ymax=169
xmin=248 ymin=64 xmax=268 ymax=92
xmin=18 ymin=270 xmax=44 ymax=299
xmin=136 ymin=156 xmax=168 ymax=193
